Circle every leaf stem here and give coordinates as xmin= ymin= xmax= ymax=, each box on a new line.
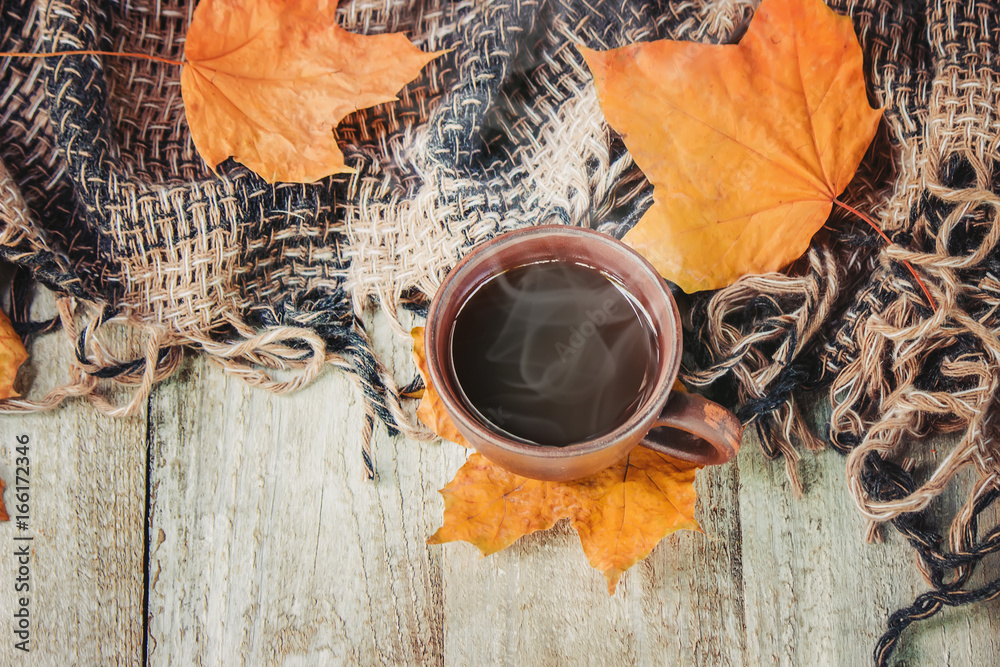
xmin=833 ymin=198 xmax=936 ymax=312
xmin=0 ymin=50 xmax=184 ymax=68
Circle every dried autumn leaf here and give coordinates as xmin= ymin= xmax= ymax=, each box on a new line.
xmin=564 ymin=447 xmax=700 ymax=592
xmin=430 ymin=450 xmax=700 ymax=593
xmin=579 ymin=0 xmax=882 ymax=293
xmin=0 ymin=309 xmax=28 ymax=400
xmin=181 ymin=0 xmax=444 ymax=183
xmin=411 ymin=327 xmax=469 ymax=447
xmin=0 ymin=475 xmax=8 ymax=522
xmin=428 ymin=453 xmax=562 ymax=555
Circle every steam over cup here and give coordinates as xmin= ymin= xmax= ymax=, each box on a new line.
xmin=425 ymin=225 xmax=742 ymax=482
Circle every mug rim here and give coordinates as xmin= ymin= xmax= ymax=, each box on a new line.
xmin=425 ymin=225 xmax=682 ymax=461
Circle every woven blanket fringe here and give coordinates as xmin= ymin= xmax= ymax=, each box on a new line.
xmin=683 ymin=171 xmax=1000 ymax=665
xmin=0 ymin=295 xmax=433 ymax=478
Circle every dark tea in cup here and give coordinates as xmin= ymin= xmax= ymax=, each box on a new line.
xmin=425 ymin=225 xmax=741 ymax=481
xmin=451 ymin=261 xmax=658 ymax=446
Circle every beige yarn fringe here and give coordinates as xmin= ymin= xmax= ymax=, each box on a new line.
xmin=685 ymin=158 xmax=1000 ymax=592
xmin=0 ymin=296 xmax=433 ymax=447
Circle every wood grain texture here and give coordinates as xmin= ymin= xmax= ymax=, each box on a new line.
xmin=146 ymin=313 xmax=445 ymax=665
xmin=3 ymin=308 xmax=998 ymax=665
xmin=739 ymin=423 xmax=1000 ymax=667
xmin=0 ymin=301 xmax=147 ymax=665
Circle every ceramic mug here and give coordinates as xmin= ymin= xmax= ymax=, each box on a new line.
xmin=424 ymin=225 xmax=742 ymax=481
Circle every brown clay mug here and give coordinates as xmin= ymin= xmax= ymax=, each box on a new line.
xmin=425 ymin=225 xmax=742 ymax=481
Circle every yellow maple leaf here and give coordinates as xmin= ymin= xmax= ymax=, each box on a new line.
xmin=579 ymin=0 xmax=882 ymax=293
xmin=429 ymin=450 xmax=699 ymax=593
xmin=428 ymin=453 xmax=563 ymax=556
xmin=564 ymin=447 xmax=700 ymax=592
xmin=0 ymin=309 xmax=28 ymax=400
xmin=181 ymin=0 xmax=445 ymax=183
xmin=411 ymin=327 xmax=470 ymax=448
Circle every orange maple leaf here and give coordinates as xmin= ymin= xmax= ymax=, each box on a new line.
xmin=413 ymin=327 xmax=701 ymax=592
xmin=563 ymin=447 xmax=700 ymax=591
xmin=428 ymin=453 xmax=563 ymax=555
xmin=181 ymin=0 xmax=445 ymax=183
xmin=429 ymin=451 xmax=700 ymax=593
xmin=411 ymin=327 xmax=470 ymax=447
xmin=0 ymin=309 xmax=28 ymax=400
xmin=0 ymin=475 xmax=8 ymax=523
xmin=579 ymin=0 xmax=883 ymax=293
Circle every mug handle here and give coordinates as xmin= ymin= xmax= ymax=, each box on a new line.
xmin=640 ymin=392 xmax=743 ymax=465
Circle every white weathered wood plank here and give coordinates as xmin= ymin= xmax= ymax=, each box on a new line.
xmin=0 ymin=293 xmax=146 ymax=665
xmin=146 ymin=312 xmax=446 ymax=665
xmin=738 ymin=429 xmax=1000 ymax=666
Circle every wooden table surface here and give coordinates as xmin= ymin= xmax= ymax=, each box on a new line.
xmin=0 ymin=304 xmax=997 ymax=666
